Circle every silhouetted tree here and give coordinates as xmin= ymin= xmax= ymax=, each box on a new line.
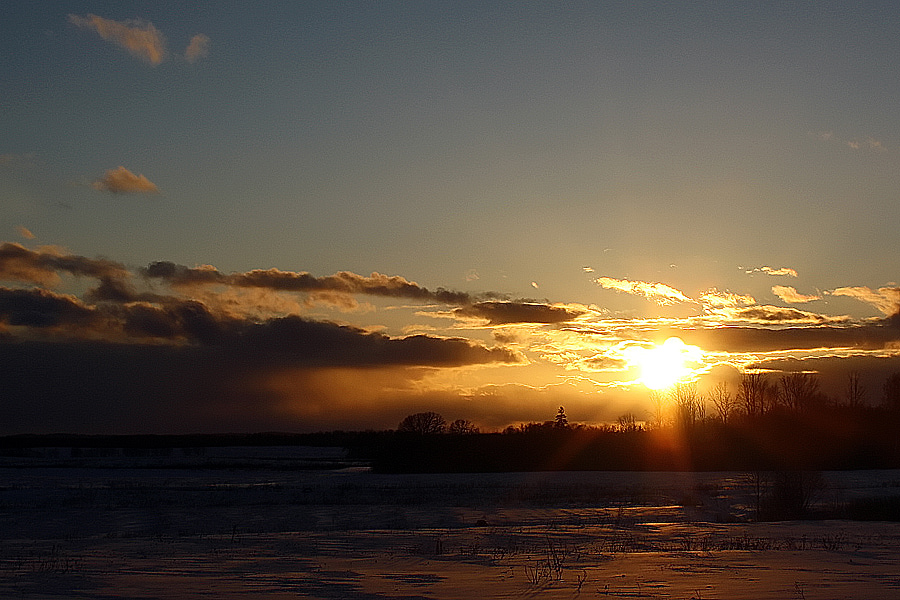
xmin=554 ymin=406 xmax=569 ymax=429
xmin=616 ymin=412 xmax=639 ymax=432
xmin=398 ymin=411 xmax=446 ymax=435
xmin=883 ymin=372 xmax=900 ymax=411
xmin=647 ymin=389 xmax=666 ymax=429
xmin=844 ymin=371 xmax=866 ymax=407
xmin=448 ymin=418 xmax=479 ymax=435
xmin=671 ymin=382 xmax=703 ymax=429
xmin=708 ymin=381 xmax=735 ymax=424
xmin=776 ymin=372 xmax=821 ymax=413
xmin=738 ymin=372 xmax=771 ymax=417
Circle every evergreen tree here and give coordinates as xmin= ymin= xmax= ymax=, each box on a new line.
xmin=554 ymin=406 xmax=569 ymax=429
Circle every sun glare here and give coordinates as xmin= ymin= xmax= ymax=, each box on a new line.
xmin=626 ymin=337 xmax=703 ymax=390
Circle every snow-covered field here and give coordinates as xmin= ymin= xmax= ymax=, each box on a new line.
xmin=1 ymin=450 xmax=899 ymax=599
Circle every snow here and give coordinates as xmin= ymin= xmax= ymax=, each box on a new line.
xmin=1 ymin=459 xmax=899 ymax=598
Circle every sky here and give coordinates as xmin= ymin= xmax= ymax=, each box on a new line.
xmin=2 ymin=2 xmax=900 ymax=434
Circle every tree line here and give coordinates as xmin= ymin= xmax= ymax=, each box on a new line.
xmin=363 ymin=371 xmax=900 ymax=473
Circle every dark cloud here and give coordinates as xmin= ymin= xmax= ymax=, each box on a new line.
xmin=670 ymin=318 xmax=900 ymax=353
xmin=0 ymin=340 xmax=263 ymax=434
xmin=0 ymin=282 xmax=517 ymax=368
xmin=455 ymin=301 xmax=585 ymax=325
xmin=0 ymin=318 xmax=519 ymax=434
xmin=238 ymin=316 xmax=519 ymax=367
xmin=0 ymin=281 xmax=519 ymax=434
xmin=142 ymin=262 xmax=504 ymax=305
xmin=0 ymin=287 xmax=96 ymax=328
xmin=0 ymin=242 xmax=131 ymax=290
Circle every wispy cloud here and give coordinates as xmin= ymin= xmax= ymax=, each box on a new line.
xmin=745 ymin=266 xmax=798 ymax=277
xmin=811 ymin=130 xmax=887 ymax=152
xmin=142 ymin=262 xmax=506 ymax=307
xmin=595 ymin=276 xmax=693 ymax=305
xmin=69 ymin=14 xmax=167 ymax=65
xmin=698 ymin=289 xmax=755 ymax=308
xmin=91 ymin=166 xmax=159 ymax=194
xmin=15 ymin=226 xmax=34 ymax=240
xmin=69 ymin=14 xmax=209 ymax=66
xmin=830 ymin=286 xmax=900 ymax=316
xmin=772 ymin=285 xmax=820 ymax=304
xmin=847 ymin=137 xmax=886 ymax=152
xmin=184 ymin=33 xmax=210 ymax=63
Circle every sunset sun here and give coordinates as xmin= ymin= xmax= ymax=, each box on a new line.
xmin=627 ymin=337 xmax=703 ymax=390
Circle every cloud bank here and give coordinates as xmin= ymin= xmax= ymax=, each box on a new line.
xmin=2 ymin=241 xmax=899 ymax=435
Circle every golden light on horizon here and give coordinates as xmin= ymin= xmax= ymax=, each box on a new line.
xmin=626 ymin=337 xmax=703 ymax=390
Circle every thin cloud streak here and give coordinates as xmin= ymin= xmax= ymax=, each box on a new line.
xmin=142 ymin=262 xmax=506 ymax=307
xmin=595 ymin=276 xmax=694 ymax=305
xmin=745 ymin=266 xmax=799 ymax=277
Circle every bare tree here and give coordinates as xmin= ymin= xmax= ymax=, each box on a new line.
xmin=448 ymin=418 xmax=480 ymax=435
xmin=776 ymin=372 xmax=821 ymax=413
xmin=670 ymin=382 xmax=703 ymax=429
xmin=616 ymin=412 xmax=639 ymax=432
xmin=398 ymin=411 xmax=446 ymax=435
xmin=845 ymin=371 xmax=867 ymax=407
xmin=738 ymin=372 xmax=771 ymax=417
xmin=708 ymin=381 xmax=735 ymax=424
xmin=647 ymin=389 xmax=666 ymax=429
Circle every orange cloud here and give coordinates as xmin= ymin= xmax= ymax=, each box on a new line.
xmin=16 ymin=226 xmax=35 ymax=240
xmin=92 ymin=166 xmax=159 ymax=194
xmin=595 ymin=277 xmax=693 ymax=305
xmin=185 ymin=34 xmax=210 ymax=63
xmin=772 ymin=285 xmax=821 ymax=304
xmin=69 ymin=14 xmax=167 ymax=65
xmin=830 ymin=286 xmax=900 ymax=316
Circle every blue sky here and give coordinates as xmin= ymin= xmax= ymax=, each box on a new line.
xmin=2 ymin=2 xmax=900 ymax=433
